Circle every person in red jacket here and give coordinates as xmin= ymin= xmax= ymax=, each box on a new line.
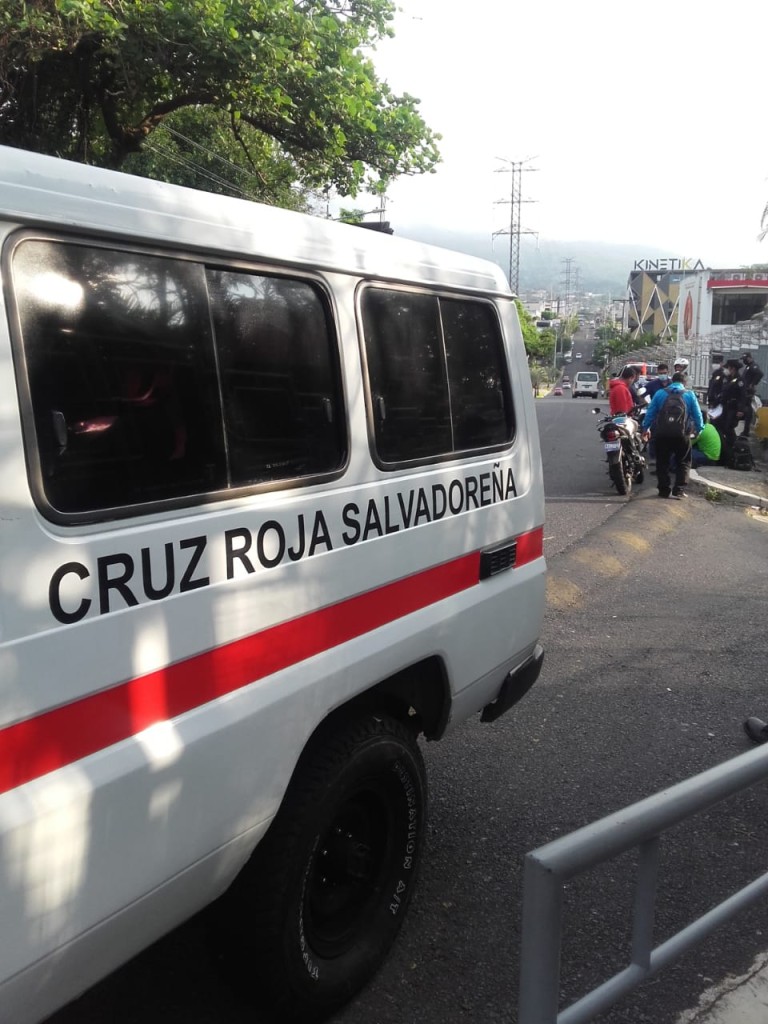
xmin=608 ymin=366 xmax=637 ymax=415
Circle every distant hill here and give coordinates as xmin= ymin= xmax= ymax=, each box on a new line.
xmin=391 ymin=223 xmax=673 ymax=296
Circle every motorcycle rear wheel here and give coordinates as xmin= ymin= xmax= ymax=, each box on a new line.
xmin=609 ymin=455 xmax=631 ymax=495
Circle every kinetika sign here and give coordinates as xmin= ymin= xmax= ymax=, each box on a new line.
xmin=633 ymin=258 xmax=706 ymax=271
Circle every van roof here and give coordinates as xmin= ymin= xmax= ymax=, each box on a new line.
xmin=0 ymin=146 xmax=510 ymax=294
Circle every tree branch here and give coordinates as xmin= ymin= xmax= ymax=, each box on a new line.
xmin=100 ymin=91 xmax=221 ymax=166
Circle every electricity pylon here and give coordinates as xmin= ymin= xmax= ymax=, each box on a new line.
xmin=493 ymin=157 xmax=538 ymax=295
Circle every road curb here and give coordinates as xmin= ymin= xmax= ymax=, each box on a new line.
xmin=674 ymin=950 xmax=768 ymax=1023
xmin=689 ymin=469 xmax=768 ymax=509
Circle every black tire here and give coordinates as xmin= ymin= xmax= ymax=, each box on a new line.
xmin=608 ymin=455 xmax=631 ymax=495
xmin=218 ymin=713 xmax=427 ymax=1022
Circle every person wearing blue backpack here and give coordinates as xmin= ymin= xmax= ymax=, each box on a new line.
xmin=642 ymin=371 xmax=704 ymax=498
xmin=643 ymin=363 xmax=671 ymax=467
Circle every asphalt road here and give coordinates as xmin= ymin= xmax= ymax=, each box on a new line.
xmin=538 ymin=367 xmax=626 ymax=560
xmin=46 ymin=399 xmax=768 ymax=1024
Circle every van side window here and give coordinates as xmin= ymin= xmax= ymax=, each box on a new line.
xmin=10 ymin=239 xmax=346 ymax=520
xmin=361 ymin=288 xmax=513 ymax=464
xmin=440 ymin=297 xmax=515 ymax=450
xmin=361 ymin=289 xmax=452 ymax=461
xmin=207 ymin=269 xmax=345 ymax=485
xmin=12 ymin=240 xmax=226 ymax=515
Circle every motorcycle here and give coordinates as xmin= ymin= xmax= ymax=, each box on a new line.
xmin=593 ymin=400 xmax=647 ymax=496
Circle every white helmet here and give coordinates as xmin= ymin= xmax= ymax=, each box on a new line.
xmin=674 ymin=357 xmax=689 ymax=370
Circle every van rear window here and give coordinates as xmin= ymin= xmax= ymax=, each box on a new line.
xmin=361 ymin=288 xmax=514 ymax=464
xmin=10 ymin=237 xmax=346 ymax=520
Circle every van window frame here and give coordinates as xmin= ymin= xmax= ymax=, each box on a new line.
xmin=356 ymin=282 xmax=516 ymax=471
xmin=4 ymin=229 xmax=349 ymax=526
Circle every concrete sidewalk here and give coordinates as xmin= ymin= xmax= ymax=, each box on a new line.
xmin=673 ymin=436 xmax=768 ymax=1024
xmin=687 ymin=435 xmax=768 ymax=507
xmin=689 ymin=466 xmax=768 ymax=507
xmin=675 ymin=952 xmax=768 ymax=1023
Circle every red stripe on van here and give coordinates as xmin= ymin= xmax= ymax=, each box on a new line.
xmin=0 ymin=530 xmax=543 ymax=794
xmin=1 ymin=552 xmax=478 ymax=794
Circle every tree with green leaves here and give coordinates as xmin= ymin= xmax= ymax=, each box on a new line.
xmin=515 ymin=300 xmax=539 ymax=350
xmin=515 ymin=300 xmax=554 ymax=363
xmin=536 ymin=328 xmax=557 ymax=361
xmin=591 ymin=329 xmax=652 ymax=369
xmin=529 ymin=365 xmax=544 ymax=396
xmin=0 ymin=0 xmax=440 ymax=202
xmin=121 ymin=107 xmax=316 ymax=210
xmin=632 ymin=331 xmax=660 ymax=349
xmin=594 ymin=324 xmax=621 ymax=343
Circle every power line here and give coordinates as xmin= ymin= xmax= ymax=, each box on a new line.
xmin=163 ymin=125 xmax=267 ymax=185
xmin=146 ymin=126 xmax=329 ymax=209
xmin=143 ymin=140 xmax=255 ymax=199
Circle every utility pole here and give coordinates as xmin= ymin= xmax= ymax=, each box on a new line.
xmin=493 ymin=157 xmax=538 ymax=295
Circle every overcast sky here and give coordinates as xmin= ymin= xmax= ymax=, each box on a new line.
xmin=371 ymin=0 xmax=768 ymax=267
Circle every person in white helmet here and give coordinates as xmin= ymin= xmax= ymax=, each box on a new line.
xmin=673 ymin=357 xmax=689 ymax=379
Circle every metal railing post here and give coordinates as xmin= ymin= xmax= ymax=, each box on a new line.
xmin=518 ymin=744 xmax=768 ymax=1024
xmin=518 ymin=854 xmax=563 ymax=1024
xmin=631 ymin=837 xmax=659 ymax=970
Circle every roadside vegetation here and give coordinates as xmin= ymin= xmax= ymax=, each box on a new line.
xmin=591 ymin=326 xmax=660 ymax=369
xmin=519 ymin=302 xmax=675 ymax=394
xmin=517 ymin=301 xmax=580 ymax=392
xmin=0 ymin=0 xmax=440 ymax=209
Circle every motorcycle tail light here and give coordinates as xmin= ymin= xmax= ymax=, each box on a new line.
xmin=604 ymin=428 xmax=619 ymax=441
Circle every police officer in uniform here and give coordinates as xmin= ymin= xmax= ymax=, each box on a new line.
xmin=740 ymin=352 xmax=764 ymax=437
xmin=717 ymin=358 xmax=749 ymax=456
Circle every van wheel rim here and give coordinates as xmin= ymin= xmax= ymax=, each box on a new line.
xmin=304 ymin=784 xmax=393 ymax=957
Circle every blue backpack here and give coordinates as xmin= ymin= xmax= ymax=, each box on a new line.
xmin=654 ymin=390 xmax=687 ymax=439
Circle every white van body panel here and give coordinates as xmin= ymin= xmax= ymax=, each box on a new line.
xmin=0 ymin=155 xmax=507 ymax=294
xmin=0 ymin=147 xmax=546 ymax=1023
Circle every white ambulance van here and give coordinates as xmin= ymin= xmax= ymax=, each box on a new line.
xmin=0 ymin=147 xmax=546 ymax=1023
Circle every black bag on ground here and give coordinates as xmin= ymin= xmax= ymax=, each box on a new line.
xmin=725 ymin=436 xmax=755 ymax=471
xmin=654 ymin=390 xmax=687 ymax=439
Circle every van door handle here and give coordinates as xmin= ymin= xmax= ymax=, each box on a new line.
xmin=52 ymin=410 xmax=68 ymax=451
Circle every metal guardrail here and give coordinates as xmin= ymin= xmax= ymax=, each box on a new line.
xmin=518 ymin=743 xmax=768 ymax=1024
